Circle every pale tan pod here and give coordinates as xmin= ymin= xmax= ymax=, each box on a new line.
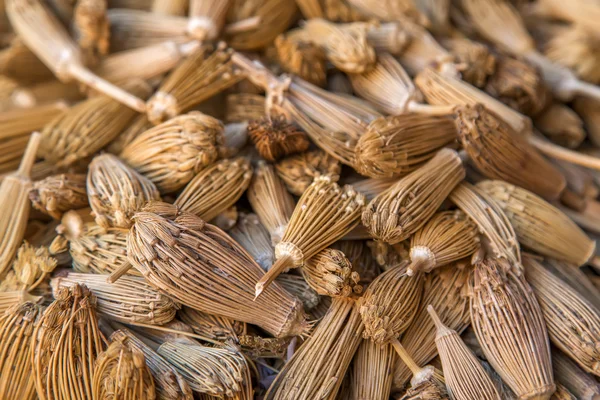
xmin=0 ymin=37 xmax=54 ymax=84
xmin=275 ymin=150 xmax=341 ymax=196
xmin=178 ymin=306 xmax=246 ymax=342
xmin=552 ymin=349 xmax=600 ymax=400
xmin=542 ymin=258 xmax=600 ymax=311
xmin=366 ymin=22 xmax=411 ymax=56
xmin=29 ymin=173 xmax=88 ymax=219
xmin=351 ymin=339 xmax=396 ymax=400
xmin=303 ymin=248 xmax=362 ymax=298
xmin=534 ymin=102 xmax=585 ymax=149
xmin=229 ymin=213 xmax=274 ymax=271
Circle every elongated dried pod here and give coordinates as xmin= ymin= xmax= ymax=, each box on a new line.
xmin=92 ymin=337 xmax=156 ymax=400
xmin=107 ymin=115 xmax=153 ymax=155
xmin=0 ymin=133 xmax=40 ymax=277
xmin=428 ymin=305 xmax=501 ymax=400
xmin=542 ymin=258 xmax=600 ymax=311
xmin=573 ymin=97 xmax=600 ymax=148
xmin=120 ymin=112 xmax=225 ymax=194
xmin=73 ymin=0 xmax=110 ymax=66
xmin=365 ymin=22 xmax=411 ymax=56
xmin=350 ymin=177 xmax=396 ymax=203
xmin=303 ymin=248 xmax=362 ymax=297
xmin=468 ymin=258 xmax=555 ymax=400
xmin=187 ymin=0 xmax=230 ymax=41
xmin=351 ymin=339 xmax=396 ymax=400
xmin=552 ymin=349 xmax=600 ymax=400
xmin=247 ymin=115 xmax=310 ymax=162
xmin=29 ymin=173 xmax=87 ymax=219
xmin=178 ymin=307 xmax=246 ymax=342
xmin=347 ymin=0 xmax=427 ymax=25
xmin=354 ymin=113 xmax=458 ymax=179
xmin=225 ymin=93 xmax=265 ymax=123
xmin=254 ymin=176 xmax=365 ymax=297
xmin=455 ymin=104 xmax=565 ymax=201
xmin=275 ymin=150 xmax=341 ymax=196
xmin=477 ymin=180 xmax=595 ymax=266
xmin=174 ymin=157 xmax=252 ymax=222
xmin=442 ymin=37 xmax=496 ymax=89
xmin=9 ymin=80 xmax=83 ymax=110
xmin=362 ymin=148 xmax=465 ymax=245
xmin=274 ymin=33 xmax=327 ymax=86
xmin=529 ymin=0 xmax=600 ymax=34
xmin=534 ymin=103 xmax=586 ymax=149
xmin=552 ymin=385 xmax=577 ymax=400
xmin=229 ymin=213 xmax=274 ymax=271
xmin=0 ymin=38 xmax=54 ymax=85
xmin=146 ymin=44 xmax=244 ymax=125
xmin=32 ymin=284 xmax=105 ymax=400
xmin=0 ymin=291 xmax=42 ymax=314
xmin=5 ymin=0 xmax=146 ymax=112
xmin=394 ymin=342 xmax=449 ymax=400
xmin=275 ymin=273 xmax=320 ymax=311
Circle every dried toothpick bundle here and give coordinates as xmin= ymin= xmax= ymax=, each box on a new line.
xmin=52 ymin=272 xmax=179 ymax=325
xmin=442 ymin=37 xmax=496 ymax=89
xmin=146 ymin=44 xmax=244 ymax=125
xmin=247 ymin=115 xmax=310 ymax=162
xmin=362 ymin=148 xmax=465 ymax=245
xmin=225 ymin=93 xmax=265 ymax=123
xmin=92 ymin=336 xmax=156 ymax=400
xmin=477 ymin=180 xmax=595 ymax=266
xmin=0 ymin=290 xmax=42 ymax=314
xmin=303 ymin=248 xmax=362 ymax=297
xmin=119 ymin=112 xmax=225 ymax=194
xmin=254 ymin=176 xmax=365 ymax=297
xmin=275 ymin=150 xmax=341 ymax=196
xmin=275 ymin=273 xmax=320 ymax=311
xmin=351 ymin=339 xmax=396 ymax=400
xmin=468 ymin=258 xmax=555 ymax=400
xmin=0 ymin=302 xmax=43 ymax=400
xmin=247 ymin=162 xmax=295 ymax=244
xmin=552 ymin=349 xmax=600 ymax=400
xmin=428 ymin=305 xmax=501 ymax=400
xmin=229 ymin=213 xmax=274 ymax=271
xmin=534 ymin=103 xmax=586 ymax=149
xmin=179 ymin=306 xmax=246 ymax=342
xmin=406 ymin=211 xmax=479 ymax=276
xmin=87 ymin=153 xmax=161 ymax=229
xmin=29 ymin=173 xmax=88 ymax=219
xmin=73 ymin=0 xmax=109 ymax=66
xmin=354 ymin=113 xmax=458 ymax=179
xmin=455 ymin=104 xmax=565 ymax=201
xmin=274 ymin=33 xmax=327 ymax=86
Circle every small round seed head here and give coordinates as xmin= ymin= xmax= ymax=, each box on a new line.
xmin=275 ymin=33 xmax=327 ymax=86
xmin=12 ymin=241 xmax=57 ymax=286
xmin=303 ymin=248 xmax=362 ymax=298
xmin=275 ymin=150 xmax=341 ymax=196
xmin=248 ymin=115 xmax=310 ymax=162
xmin=29 ymin=173 xmax=88 ymax=219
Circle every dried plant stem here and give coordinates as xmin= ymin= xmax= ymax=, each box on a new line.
xmin=351 ymin=340 xmax=396 ymax=400
xmin=393 ymin=340 xmax=448 ymax=400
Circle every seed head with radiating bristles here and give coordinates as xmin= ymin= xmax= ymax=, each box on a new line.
xmin=275 ymin=149 xmax=341 ymax=196
xmin=178 ymin=306 xmax=246 ymax=342
xmin=247 ymin=114 xmax=310 ymax=162
xmin=11 ymin=241 xmax=57 ymax=290
xmin=534 ymin=103 xmax=586 ymax=149
xmin=29 ymin=173 xmax=88 ymax=219
xmin=303 ymin=248 xmax=362 ymax=297
xmin=443 ymin=37 xmax=496 ymax=88
xmin=229 ymin=213 xmax=274 ymax=271
xmin=274 ymin=33 xmax=327 ymax=86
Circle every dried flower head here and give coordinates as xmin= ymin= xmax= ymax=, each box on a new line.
xmin=229 ymin=213 xmax=274 ymax=271
xmin=248 ymin=114 xmax=310 ymax=162
xmin=11 ymin=241 xmax=57 ymax=290
xmin=303 ymin=248 xmax=362 ymax=297
xmin=275 ymin=273 xmax=320 ymax=311
xmin=332 ymin=240 xmax=380 ymax=285
xmin=73 ymin=0 xmax=109 ymax=66
xmin=29 ymin=173 xmax=88 ymax=219
xmin=178 ymin=306 xmax=246 ymax=343
xmin=534 ymin=102 xmax=586 ymax=149
xmin=274 ymin=33 xmax=327 ymax=86
xmin=275 ymin=150 xmax=341 ymax=196
xmin=393 ymin=341 xmax=449 ymax=400
xmin=443 ymin=37 xmax=496 ymax=88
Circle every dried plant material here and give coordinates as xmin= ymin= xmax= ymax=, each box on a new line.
xmin=355 ymin=113 xmax=458 ymax=179
xmin=0 ymin=38 xmax=54 ymax=84
xmin=73 ymin=0 xmax=110 ymax=66
xmin=0 ymin=290 xmax=42 ymax=314
xmin=428 ymin=305 xmax=501 ymax=400
xmin=303 ymin=248 xmax=362 ymax=297
xmin=254 ymin=176 xmax=365 ymax=297
xmin=120 ymin=112 xmax=225 ymax=194
xmin=455 ymin=104 xmax=565 ymax=201
xmin=239 ymin=334 xmax=289 ymax=359
xmin=174 ymin=157 xmax=252 ymax=222
xmin=529 ymin=0 xmax=600 ymax=34
xmin=225 ymin=93 xmax=265 ymax=123
xmin=179 ymin=307 xmax=246 ymax=342
xmin=266 ymin=297 xmax=363 ymax=400
xmin=393 ymin=342 xmax=449 ymax=400
xmin=332 ymin=240 xmax=379 ymax=284
xmin=126 ymin=202 xmax=308 ymax=338
xmin=552 ymin=385 xmax=577 ymax=400
xmin=362 ymin=148 xmax=465 ymax=244
xmin=275 ymin=150 xmax=341 ymax=196
xmin=0 ymin=133 xmax=40 ymax=277
xmin=106 ymin=116 xmax=152 ymax=156
xmin=0 ymin=302 xmax=43 ymax=400
xmin=229 ymin=213 xmax=274 ymax=271
xmin=146 ymin=44 xmax=244 ymax=125
xmin=468 ymin=258 xmax=555 ymax=400
xmin=29 ymin=173 xmax=87 ymax=219
xmin=248 ymin=115 xmax=310 ymax=162
xmin=32 ymin=284 xmax=105 ymax=400
xmin=10 ymin=80 xmax=83 ymax=109
xmin=542 ymin=258 xmax=600 ymax=311
xmin=351 ymin=340 xmax=396 ymax=400
xmin=347 ymin=0 xmax=427 ymax=25
xmin=274 ymin=31 xmax=327 ymax=87
xmin=187 ymin=0 xmax=230 ymax=41
xmin=350 ymin=177 xmax=396 ymax=202
xmin=534 ymin=103 xmax=585 ymax=149
xmin=573 ymin=97 xmax=600 ymax=148
xmin=295 ymin=0 xmax=363 ymax=21
xmin=40 ymin=81 xmax=151 ymax=169
xmin=275 ymin=273 xmax=320 ymax=310
xmin=151 ymin=0 xmax=187 ymax=15
xmin=443 ymin=37 xmax=496 ymax=89
xmin=414 ymin=0 xmax=449 ymax=33
xmin=365 ymin=22 xmax=411 ymax=57
xmin=92 ymin=337 xmax=156 ymax=400
xmin=11 ymin=241 xmax=57 ymax=291
xmin=552 ymin=349 xmax=600 ymax=400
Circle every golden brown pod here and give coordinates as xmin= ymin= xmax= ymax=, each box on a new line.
xmin=534 ymin=103 xmax=586 ymax=149
xmin=542 ymin=258 xmax=600 ymax=311
xmin=350 ymin=177 xmax=396 ymax=202
xmin=442 ymin=37 xmax=496 ymax=89
xmin=393 ymin=342 xmax=449 ymax=400
xmin=107 ymin=115 xmax=154 ymax=155
xmin=362 ymin=148 xmax=465 ymax=245
xmin=120 ymin=112 xmax=225 ymax=194
xmin=552 ymin=349 xmax=600 ymax=400
xmin=332 ymin=240 xmax=381 ymax=285
xmin=229 ymin=213 xmax=274 ymax=271
xmin=294 ymin=0 xmax=363 ymax=21
xmin=247 ymin=115 xmax=310 ymax=162
xmin=303 ymin=248 xmax=362 ymax=297
xmin=275 ymin=150 xmax=341 ymax=196
xmin=0 ymin=37 xmax=54 ymax=85
xmin=0 ymin=291 xmax=42 ymax=314
xmin=225 ymin=93 xmax=265 ymax=123
xmin=347 ymin=0 xmax=427 ymax=25
xmin=10 ymin=241 xmax=57 ymax=292
xmin=178 ymin=307 xmax=246 ymax=342
xmin=351 ymin=339 xmax=396 ymax=400
xmin=29 ymin=173 xmax=87 ymax=219
xmin=73 ymin=0 xmax=109 ymax=66
xmin=274 ymin=33 xmax=327 ymax=86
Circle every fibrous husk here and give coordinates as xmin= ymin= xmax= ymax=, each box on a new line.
xmin=468 ymin=258 xmax=555 ymax=400
xmin=248 ymin=161 xmax=296 ymax=245
xmin=73 ymin=0 xmax=110 ymax=66
xmin=32 ymin=284 xmax=105 ymax=400
xmin=442 ymin=37 xmax=496 ymax=89
xmin=551 ymin=385 xmax=577 ymax=400
xmin=178 ymin=307 xmax=246 ymax=343
xmin=225 ymin=93 xmax=265 ymax=123
xmin=303 ymin=248 xmax=362 ymax=297
xmin=0 ymin=37 xmax=54 ymax=84
xmin=51 ymin=272 xmax=179 ymax=325
xmin=552 ymin=348 xmax=600 ymax=400
xmin=127 ymin=201 xmax=308 ymax=338
xmin=534 ymin=102 xmax=586 ymax=149
xmin=29 ymin=173 xmax=87 ymax=219
xmin=347 ymin=0 xmax=428 ymax=25
xmin=0 ymin=290 xmax=42 ymax=314
xmin=362 ymin=148 xmax=465 ymax=245
xmin=365 ymin=22 xmax=411 ymax=56
xmin=477 ymin=180 xmax=595 ymax=266
xmin=174 ymin=157 xmax=252 ymax=222
xmin=354 ymin=113 xmax=458 ymax=179
xmin=332 ymin=240 xmax=380 ymax=285
xmin=275 ymin=273 xmax=320 ymax=311
xmin=92 ymin=336 xmax=156 ymax=400
xmin=187 ymin=0 xmax=231 ymax=41
xmin=414 ymin=0 xmax=449 ymax=33
xmin=10 ymin=241 xmax=57 ymax=291
xmin=151 ymin=0 xmax=187 ymax=16
xmin=229 ymin=213 xmax=273 ymax=271
xmin=351 ymin=339 xmax=396 ymax=400
xmin=274 ymin=33 xmax=327 ymax=86
xmin=454 ymin=104 xmax=565 ymax=201
xmin=248 ymin=114 xmax=310 ymax=162
xmin=119 ymin=112 xmax=225 ymax=194
xmin=275 ymin=150 xmax=341 ymax=196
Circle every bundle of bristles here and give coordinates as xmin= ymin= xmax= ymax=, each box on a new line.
xmin=3 ymin=0 xmax=600 ymax=399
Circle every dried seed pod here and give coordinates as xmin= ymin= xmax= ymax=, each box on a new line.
xmin=477 ymin=180 xmax=595 ymax=266
xmin=0 ymin=291 xmax=42 ymax=314
xmin=294 ymin=0 xmax=363 ymax=21
xmin=534 ymin=103 xmax=586 ymax=149
xmin=40 ymin=80 xmax=151 ymax=169
xmin=225 ymin=93 xmax=265 ymax=123
xmin=394 ymin=342 xmax=449 ymax=400
xmin=303 ymin=248 xmax=362 ymax=297
xmin=468 ymin=258 xmax=555 ymax=400
xmin=107 ymin=115 xmax=153 ymax=155
xmin=11 ymin=241 xmax=57 ymax=291
xmin=350 ymin=177 xmax=396 ymax=202
xmin=573 ymin=97 xmax=600 ymax=148
xmin=332 ymin=240 xmax=380 ymax=285
xmin=542 ymin=258 xmax=600 ymax=311
xmin=9 ymin=80 xmax=83 ymax=110
xmin=146 ymin=44 xmax=244 ymax=125
xmin=151 ymin=0 xmax=187 ymax=16
xmin=73 ymin=0 xmax=110 ymax=66
xmin=275 ymin=273 xmax=320 ymax=310
xmin=52 ymin=272 xmax=179 ymax=325
xmin=442 ymin=37 xmax=496 ymax=88
xmin=407 ymin=211 xmax=479 ymax=276
xmin=365 ymin=22 xmax=411 ymax=56
xmin=178 ymin=307 xmax=246 ymax=342
xmin=354 ymin=113 xmax=458 ymax=179
xmin=362 ymin=148 xmax=465 ymax=245
xmin=347 ymin=0 xmax=427 ymax=25
xmin=92 ymin=337 xmax=155 ymax=400
xmin=0 ymin=37 xmax=54 ymax=84
xmin=120 ymin=112 xmax=225 ymax=194
xmin=248 ymin=115 xmax=310 ymax=162
xmin=351 ymin=340 xmax=396 ymax=400
xmin=254 ymin=176 xmax=365 ymax=297
xmin=0 ymin=302 xmax=43 ymax=400
xmin=552 ymin=385 xmax=577 ymax=400
xmin=32 ymin=284 xmax=105 ymax=400
xmin=29 ymin=173 xmax=88 ymax=219
xmin=552 ymin=349 xmax=600 ymax=400
xmin=275 ymin=150 xmax=341 ymax=196
xmin=428 ymin=305 xmax=501 ymax=400
xmin=127 ymin=201 xmax=308 ymax=338
xmin=229 ymin=213 xmax=274 ymax=271
xmin=414 ymin=0 xmax=449 ymax=33
xmin=274 ymin=33 xmax=327 ymax=86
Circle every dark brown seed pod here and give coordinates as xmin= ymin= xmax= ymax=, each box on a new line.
xmin=275 ymin=150 xmax=341 ymax=196
xmin=29 ymin=173 xmax=88 ymax=219
xmin=303 ymin=248 xmax=362 ymax=298
xmin=442 ymin=37 xmax=496 ymax=88
xmin=248 ymin=114 xmax=310 ymax=162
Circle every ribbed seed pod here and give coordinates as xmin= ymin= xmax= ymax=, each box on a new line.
xmin=294 ymin=0 xmax=363 ymax=21
xmin=40 ymin=80 xmax=151 ymax=168
xmin=29 ymin=173 xmax=88 ymax=219
xmin=477 ymin=180 xmax=595 ymax=266
xmin=407 ymin=211 xmax=479 ymax=276
xmin=428 ymin=306 xmax=501 ymax=400
xmin=126 ymin=201 xmax=308 ymax=338
xmin=275 ymin=273 xmax=320 ymax=311
xmin=51 ymin=272 xmax=179 ymax=325
xmin=274 ymin=33 xmax=327 ymax=86
xmin=351 ymin=177 xmax=396 ymax=203
xmin=225 ymin=93 xmax=265 ymax=123
xmin=468 ymin=258 xmax=555 ymax=400
xmin=229 ymin=213 xmax=273 ymax=271
xmin=87 ymin=153 xmax=161 ymax=229
xmin=362 ymin=148 xmax=465 ymax=245
xmin=442 ymin=37 xmax=496 ymax=88
xmin=552 ymin=349 xmax=600 ymax=400
xmin=73 ymin=0 xmax=109 ymax=66
xmin=552 ymin=385 xmax=577 ymax=400
xmin=248 ymin=162 xmax=296 ymax=245
xmin=146 ymin=44 xmax=244 ymax=125
xmin=107 ymin=115 xmax=153 ymax=155
xmin=32 ymin=284 xmax=105 ymax=400
xmin=0 ymin=291 xmax=42 ymax=314
xmin=248 ymin=115 xmax=310 ymax=162
xmin=534 ymin=103 xmax=586 ymax=149
xmin=524 ymin=256 xmax=600 ymax=376
xmin=351 ymin=340 xmax=396 ymax=400
xmin=120 ymin=112 xmax=225 ymax=194
xmin=178 ymin=307 xmax=246 ymax=342
xmin=542 ymin=258 xmax=600 ymax=311
xmin=275 ymin=150 xmax=341 ymax=196
xmin=92 ymin=337 xmax=156 ymax=400
xmin=174 ymin=157 xmax=252 ymax=222
xmin=303 ymin=248 xmax=362 ymax=297
xmin=455 ymin=104 xmax=565 ymax=201
xmin=254 ymin=176 xmax=365 ymax=297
